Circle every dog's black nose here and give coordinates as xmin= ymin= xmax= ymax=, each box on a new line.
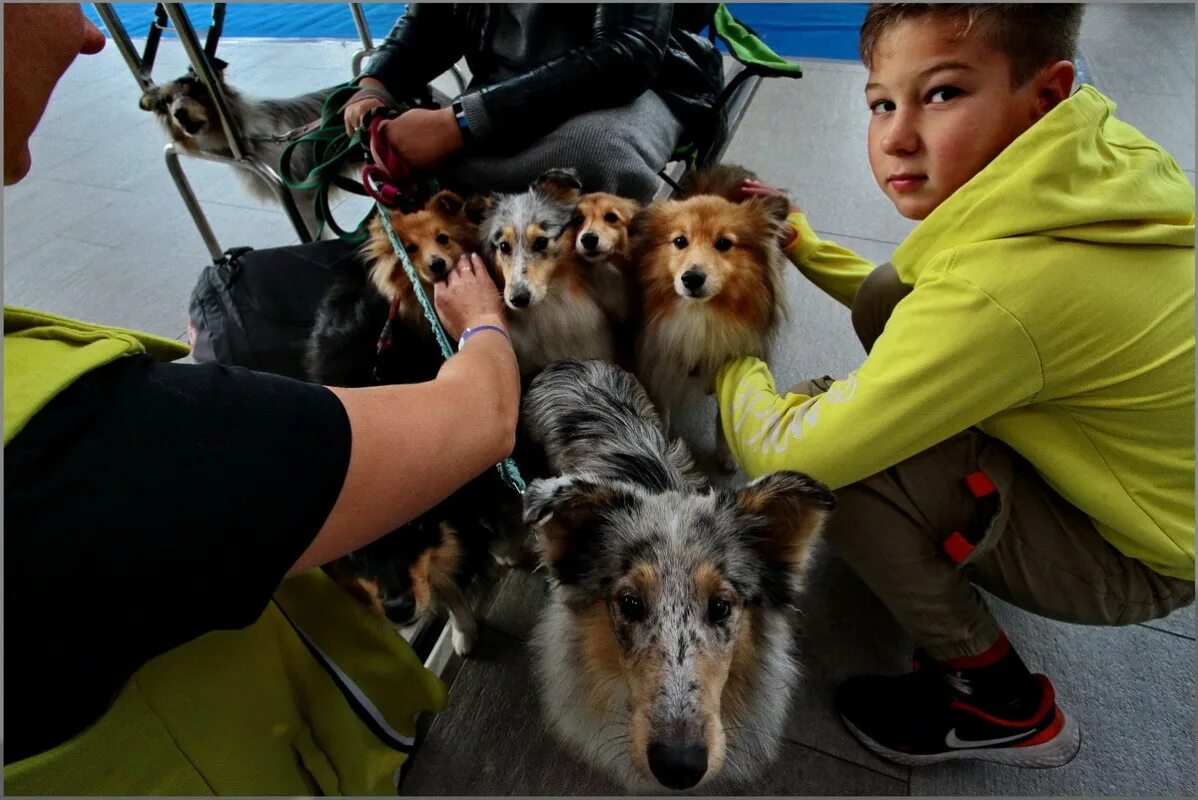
xmin=580 ymin=231 xmax=599 ymax=251
xmin=429 ymin=256 xmax=447 ymax=276
xmin=681 ymin=270 xmax=707 ymax=291
xmin=173 ymin=107 xmax=203 ymax=135
xmin=647 ymin=741 xmax=708 ymax=790
xmin=382 ymin=593 xmax=417 ymax=625
xmin=509 ymin=290 xmax=531 ymax=309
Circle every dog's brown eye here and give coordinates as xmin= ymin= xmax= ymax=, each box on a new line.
xmin=714 ymin=237 xmax=733 ymax=252
xmin=604 ymin=212 xmax=620 ymax=224
xmin=498 ymin=241 xmax=512 ymax=255
xmin=673 ymin=235 xmax=688 ymax=250
xmin=436 ymin=233 xmax=450 ymax=246
xmin=404 ymin=242 xmax=418 ymax=255
xmin=571 ymin=213 xmax=584 ymax=227
xmin=707 ymin=597 xmax=731 ymax=624
xmin=618 ymin=593 xmax=646 ymax=622
xmin=533 ymin=236 xmax=549 ymax=252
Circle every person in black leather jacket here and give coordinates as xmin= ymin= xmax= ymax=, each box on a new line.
xmin=344 ymin=3 xmax=725 ymax=202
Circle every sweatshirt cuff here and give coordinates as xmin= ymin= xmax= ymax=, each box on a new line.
xmin=784 ymin=211 xmax=825 ymax=263
xmin=457 ymin=90 xmax=494 ymax=147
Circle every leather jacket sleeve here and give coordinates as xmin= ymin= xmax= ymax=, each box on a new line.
xmin=358 ymin=4 xmax=469 ymax=102
xmin=458 ymin=4 xmax=675 ymax=152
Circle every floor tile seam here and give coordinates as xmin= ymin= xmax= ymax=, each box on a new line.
xmin=779 ymin=735 xmax=910 ymax=786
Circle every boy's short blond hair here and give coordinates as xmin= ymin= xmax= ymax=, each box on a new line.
xmin=859 ymin=3 xmax=1084 ymax=87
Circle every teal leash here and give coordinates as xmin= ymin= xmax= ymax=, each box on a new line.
xmin=374 ymin=202 xmax=527 ymax=496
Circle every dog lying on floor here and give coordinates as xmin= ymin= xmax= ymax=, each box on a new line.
xmin=522 ymin=359 xmax=836 ymax=792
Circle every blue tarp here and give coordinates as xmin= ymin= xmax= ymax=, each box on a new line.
xmin=86 ymin=3 xmax=868 ymax=62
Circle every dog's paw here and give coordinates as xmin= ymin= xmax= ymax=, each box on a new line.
xmin=452 ymin=623 xmax=478 ymax=657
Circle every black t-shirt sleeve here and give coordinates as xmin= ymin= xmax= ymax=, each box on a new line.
xmin=3 ymin=355 xmax=352 ymax=761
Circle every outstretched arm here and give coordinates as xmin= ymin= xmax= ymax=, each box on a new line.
xmin=288 ymin=253 xmax=520 ymax=574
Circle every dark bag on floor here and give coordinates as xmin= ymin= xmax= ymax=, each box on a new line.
xmin=187 ymin=239 xmax=363 ymax=380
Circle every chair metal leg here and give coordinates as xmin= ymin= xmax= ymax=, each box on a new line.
xmin=163 ymin=144 xmax=223 ymax=261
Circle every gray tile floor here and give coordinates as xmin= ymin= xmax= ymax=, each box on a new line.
xmin=3 ymin=4 xmax=1193 ymax=796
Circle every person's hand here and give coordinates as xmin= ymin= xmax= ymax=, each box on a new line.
xmin=740 ymin=178 xmax=801 ymax=248
xmin=434 ymin=253 xmax=507 ymax=342
xmin=373 ymin=107 xmax=465 ymax=172
xmin=343 ymin=77 xmax=390 ymax=136
xmin=739 ymin=178 xmax=801 ymax=214
xmin=344 ymin=96 xmax=387 ymax=136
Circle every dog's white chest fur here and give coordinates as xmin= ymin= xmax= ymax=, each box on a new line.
xmin=637 ymin=302 xmax=772 ymax=418
xmin=510 ymin=290 xmax=614 ymax=375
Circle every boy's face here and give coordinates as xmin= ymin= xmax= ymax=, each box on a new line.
xmin=865 ymin=16 xmax=1046 ymax=220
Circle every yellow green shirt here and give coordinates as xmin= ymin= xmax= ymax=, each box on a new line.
xmin=716 ymin=86 xmax=1195 ymax=581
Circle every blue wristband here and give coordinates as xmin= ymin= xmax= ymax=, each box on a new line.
xmin=458 ymin=324 xmax=509 ymax=349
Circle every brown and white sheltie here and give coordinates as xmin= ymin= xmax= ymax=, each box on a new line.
xmin=630 ymin=165 xmax=791 ymax=469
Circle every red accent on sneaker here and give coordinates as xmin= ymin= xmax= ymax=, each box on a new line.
xmin=943 ymin=531 xmax=974 ymax=563
xmin=941 ymin=632 xmax=1011 ymax=670
xmin=1015 ymin=707 xmax=1066 ymax=747
xmin=949 ymin=674 xmax=1056 ymax=728
xmin=965 ymin=470 xmax=997 ymax=498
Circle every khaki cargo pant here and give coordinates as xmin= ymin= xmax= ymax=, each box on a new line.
xmin=801 ymin=264 xmax=1195 ymax=661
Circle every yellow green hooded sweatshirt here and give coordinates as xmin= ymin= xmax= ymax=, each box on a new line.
xmin=715 ymin=86 xmax=1195 ymax=581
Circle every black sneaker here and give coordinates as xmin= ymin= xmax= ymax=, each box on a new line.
xmin=834 ymin=652 xmax=1080 ymax=767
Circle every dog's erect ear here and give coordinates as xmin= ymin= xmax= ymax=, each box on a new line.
xmin=524 ymin=475 xmax=629 ymax=584
xmin=464 ymin=193 xmax=495 ymax=225
xmin=138 ymin=87 xmax=162 ymax=112
xmin=209 ymin=57 xmax=229 ymax=75
xmin=431 ymin=190 xmax=466 ymax=218
xmin=748 ymin=193 xmax=792 ymax=224
xmin=618 ymin=196 xmax=644 ymax=220
xmin=534 ymin=168 xmax=583 ymax=204
xmin=733 ymin=471 xmax=835 ymax=578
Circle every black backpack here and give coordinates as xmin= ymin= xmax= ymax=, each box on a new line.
xmin=187 ymin=239 xmax=362 ymax=380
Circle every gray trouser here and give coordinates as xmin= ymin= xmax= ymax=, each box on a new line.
xmin=804 ymin=264 xmax=1194 ymax=660
xmin=446 ymin=90 xmax=684 ymax=204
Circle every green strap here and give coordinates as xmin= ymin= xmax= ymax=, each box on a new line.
xmin=279 ymin=83 xmax=380 ymax=243
xmin=713 ymin=4 xmax=804 ymax=77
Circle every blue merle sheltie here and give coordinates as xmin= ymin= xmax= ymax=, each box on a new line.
xmin=521 ymin=359 xmax=836 ymax=791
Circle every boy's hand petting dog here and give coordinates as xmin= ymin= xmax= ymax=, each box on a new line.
xmin=740 ymin=178 xmax=802 ymax=249
xmin=434 ymin=253 xmax=508 ymax=342
xmin=375 ymin=107 xmax=465 ymax=171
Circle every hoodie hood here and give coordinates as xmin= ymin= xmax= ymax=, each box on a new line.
xmin=892 ymin=85 xmax=1195 ymax=281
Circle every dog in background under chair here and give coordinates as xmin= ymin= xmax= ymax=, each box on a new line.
xmin=139 ymin=61 xmax=363 ymax=238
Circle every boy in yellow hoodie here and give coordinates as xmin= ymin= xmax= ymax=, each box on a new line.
xmin=719 ymin=3 xmax=1194 ymax=768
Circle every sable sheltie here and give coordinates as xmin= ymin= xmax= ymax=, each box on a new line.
xmin=573 ymin=191 xmax=641 ymax=327
xmin=522 ymin=360 xmax=836 ymax=791
xmin=630 ymin=165 xmax=791 ymax=469
xmin=306 ymin=190 xmax=512 ymax=654
xmin=138 ymin=62 xmax=369 ymax=237
xmin=478 ymin=169 xmax=616 ymax=375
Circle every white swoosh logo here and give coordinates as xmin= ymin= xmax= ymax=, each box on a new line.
xmin=945 ymin=728 xmax=1032 ymax=749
